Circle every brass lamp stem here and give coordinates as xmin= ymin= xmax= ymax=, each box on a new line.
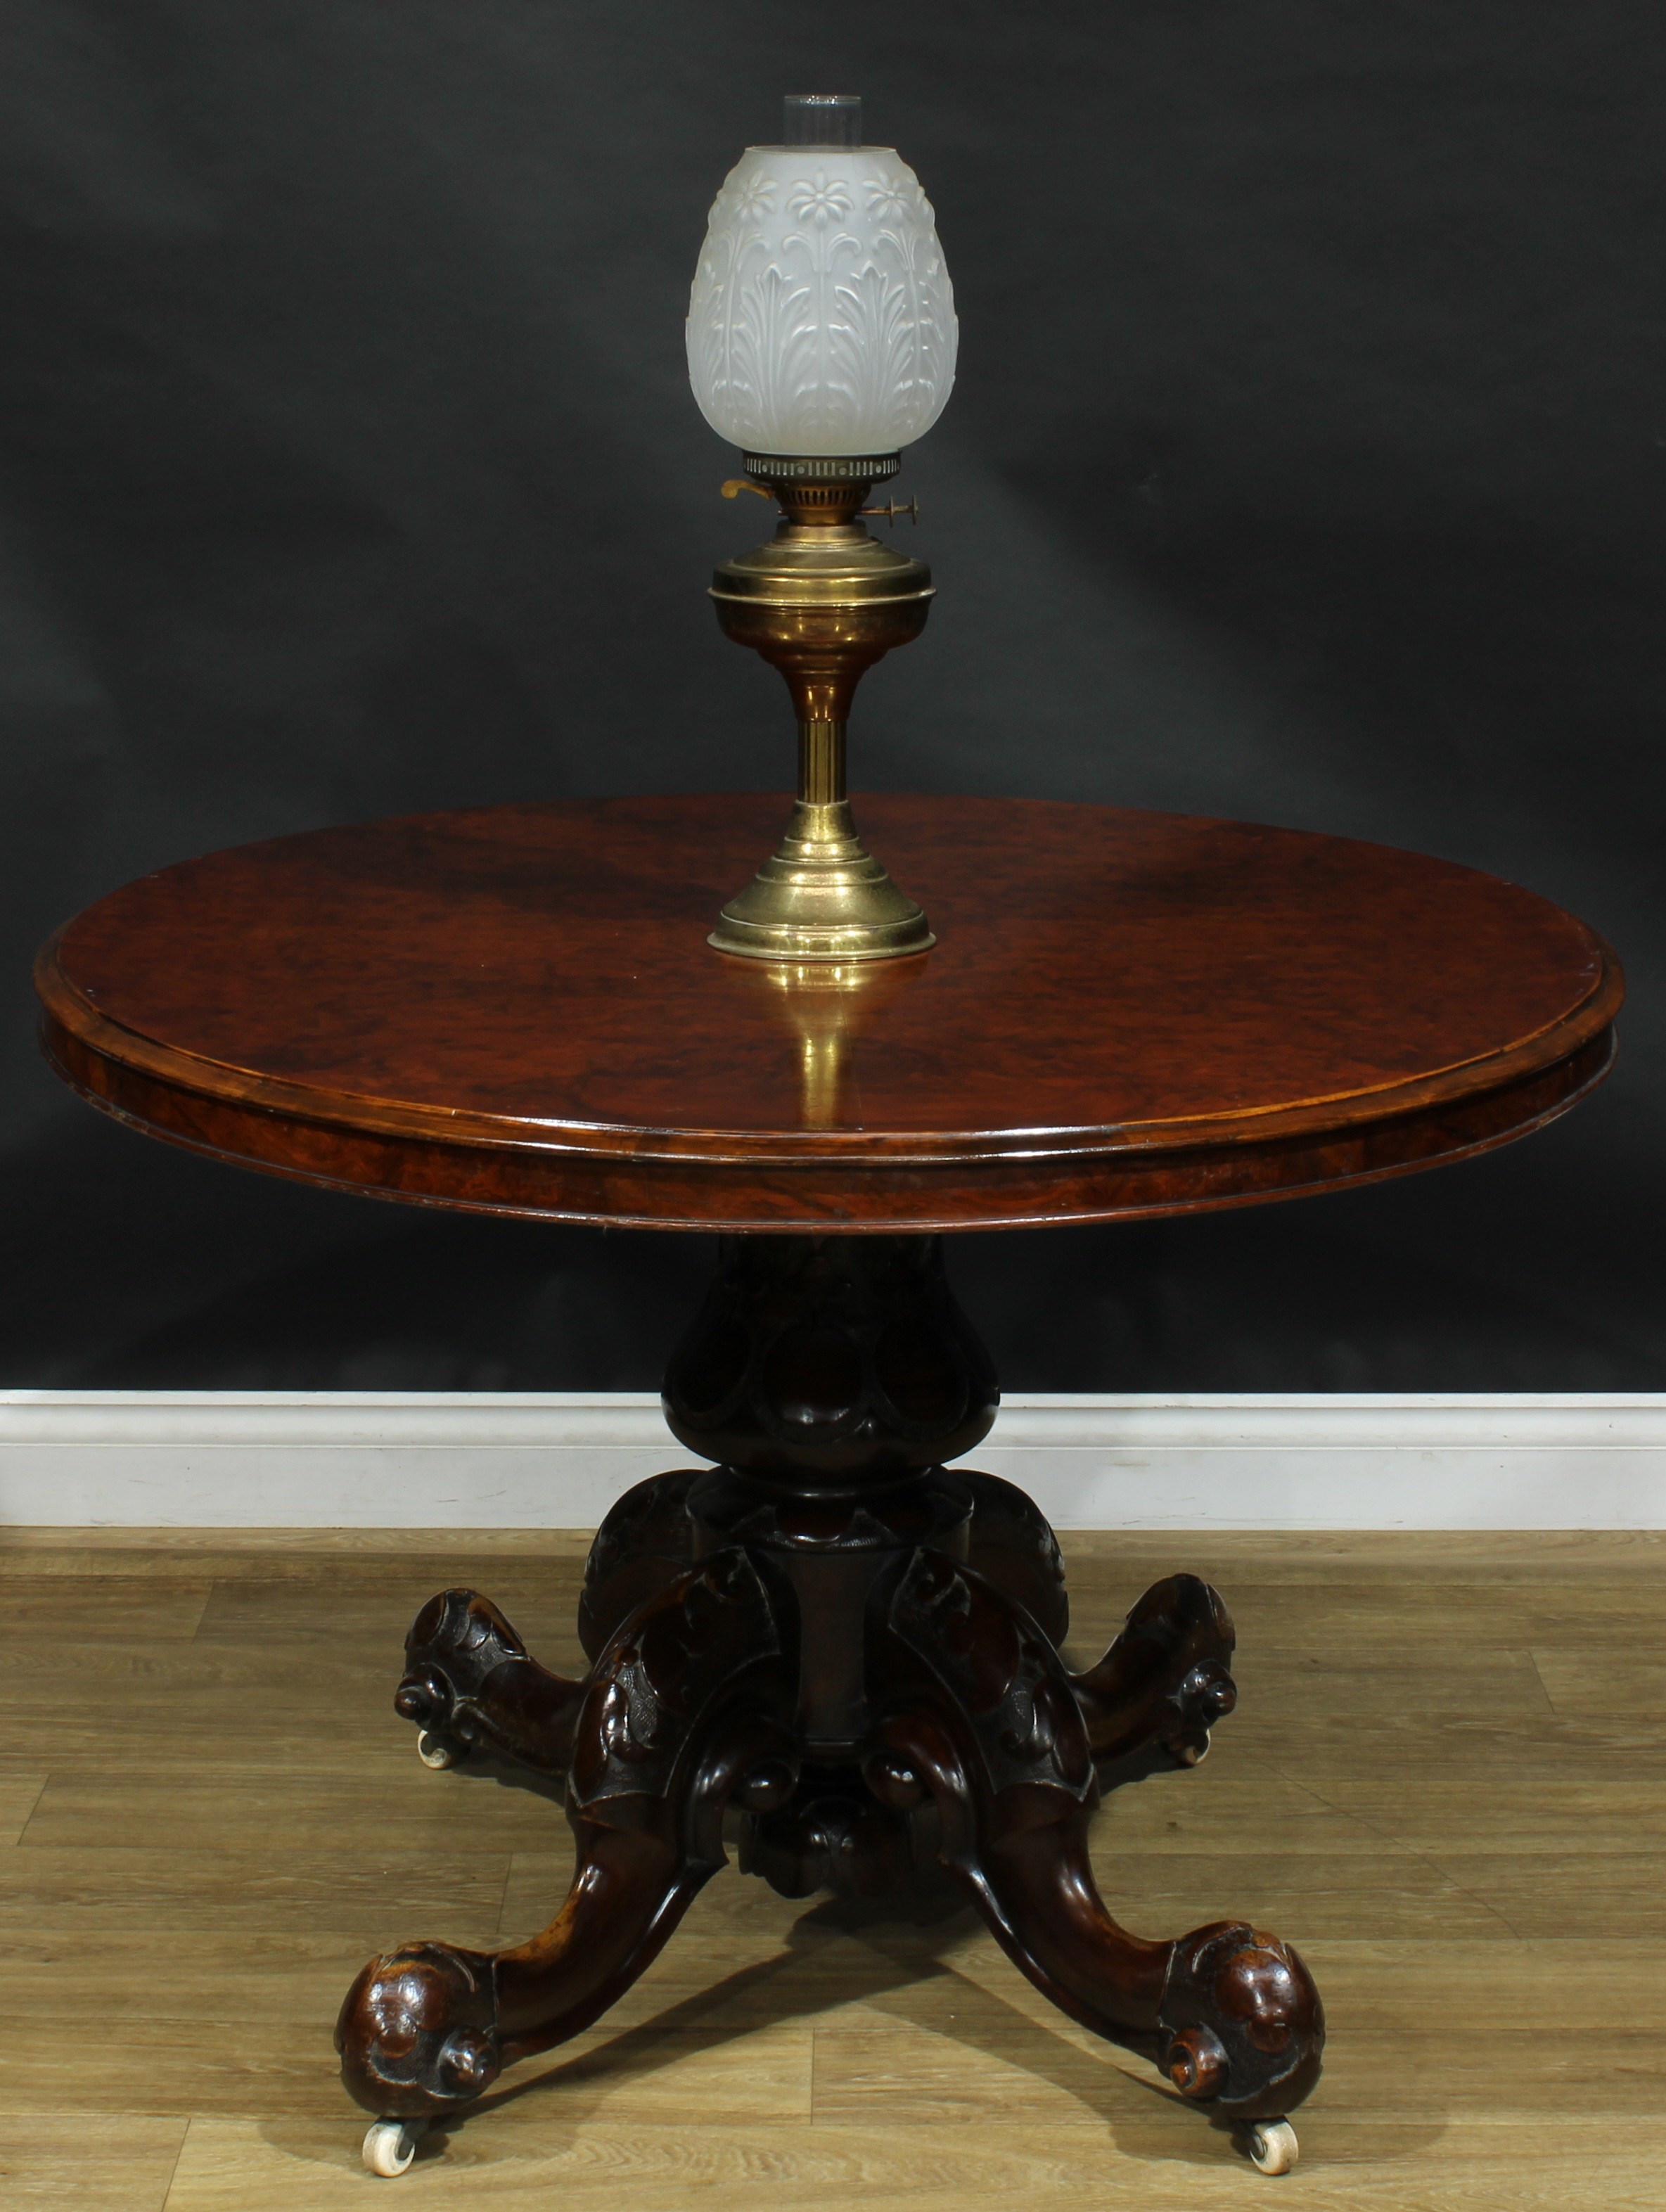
xmin=798 ymin=720 xmax=846 ymax=807
xmin=706 ymin=454 xmax=935 ymax=963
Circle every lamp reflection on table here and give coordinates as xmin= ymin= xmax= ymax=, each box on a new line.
xmin=745 ymin=952 xmax=927 ymax=1127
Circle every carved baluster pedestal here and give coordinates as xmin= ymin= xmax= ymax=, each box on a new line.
xmin=338 ymin=1234 xmax=1324 ymax=2178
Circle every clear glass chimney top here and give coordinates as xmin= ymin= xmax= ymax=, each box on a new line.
xmin=782 ymin=94 xmax=862 ymax=147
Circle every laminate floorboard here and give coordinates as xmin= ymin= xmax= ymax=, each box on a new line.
xmin=1 ymin=1528 xmax=1662 ymax=2208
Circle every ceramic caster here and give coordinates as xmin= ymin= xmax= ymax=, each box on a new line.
xmin=362 ymin=2118 xmax=426 ymax=2176
xmin=417 ymin=1730 xmax=466 ymax=1770
xmin=1173 ymin=1730 xmax=1210 ymax=1767
xmin=1241 ymin=2118 xmax=1298 ymax=2175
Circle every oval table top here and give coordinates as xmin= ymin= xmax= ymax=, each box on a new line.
xmin=37 ymin=793 xmax=1621 ymax=1233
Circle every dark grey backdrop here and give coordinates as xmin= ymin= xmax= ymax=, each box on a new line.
xmin=3 ymin=2 xmax=1660 ymax=1391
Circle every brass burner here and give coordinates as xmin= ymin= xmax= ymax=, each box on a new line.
xmin=707 ymin=454 xmax=935 ymax=961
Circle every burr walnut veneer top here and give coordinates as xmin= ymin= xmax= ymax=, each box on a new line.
xmin=37 ymin=794 xmax=1621 ymax=1231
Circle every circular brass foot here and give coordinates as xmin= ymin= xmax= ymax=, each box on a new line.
xmin=709 ymin=800 xmax=933 ymax=963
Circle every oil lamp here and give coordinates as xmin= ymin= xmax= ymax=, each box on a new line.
xmin=687 ymin=94 xmax=957 ymax=959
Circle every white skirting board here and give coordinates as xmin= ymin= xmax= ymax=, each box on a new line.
xmin=0 ymin=1391 xmax=1662 ymax=1529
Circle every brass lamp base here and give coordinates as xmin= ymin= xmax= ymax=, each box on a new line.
xmin=709 ymin=799 xmax=934 ymax=961
xmin=707 ymin=454 xmax=935 ymax=963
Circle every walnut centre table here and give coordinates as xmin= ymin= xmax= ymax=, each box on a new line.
xmin=36 ymin=792 xmax=1621 ymax=2178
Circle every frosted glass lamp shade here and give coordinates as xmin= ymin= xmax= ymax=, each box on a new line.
xmin=687 ymin=143 xmax=957 ymax=457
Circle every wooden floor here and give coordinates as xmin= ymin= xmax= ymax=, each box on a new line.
xmin=2 ymin=1527 xmax=1663 ymax=2209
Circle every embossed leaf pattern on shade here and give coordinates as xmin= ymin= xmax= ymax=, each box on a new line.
xmin=688 ymin=147 xmax=958 ymax=454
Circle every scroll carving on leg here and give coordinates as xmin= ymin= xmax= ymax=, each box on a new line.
xmin=340 ymin=1549 xmax=793 ymax=2151
xmin=1073 ymin=1572 xmax=1238 ymax=1769
xmin=395 ymin=1589 xmax=586 ymax=1776
xmin=395 ymin=1469 xmax=706 ymax=1777
xmin=873 ymin=1549 xmax=1324 ymax=2150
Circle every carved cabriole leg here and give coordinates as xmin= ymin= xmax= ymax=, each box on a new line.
xmin=1073 ymin=1572 xmax=1239 ymax=1768
xmin=874 ymin=1549 xmax=1325 ymax=2125
xmin=338 ymin=1549 xmax=792 ymax=2121
xmin=393 ymin=1469 xmax=708 ymax=1777
xmin=394 ymin=1589 xmax=586 ymax=1776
